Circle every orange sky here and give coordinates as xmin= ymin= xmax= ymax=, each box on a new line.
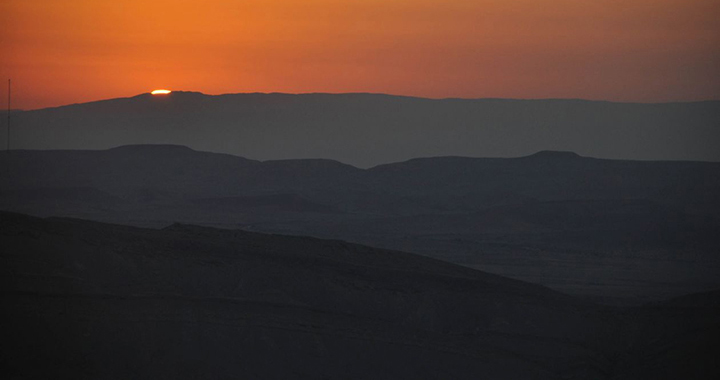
xmin=2 ymin=0 xmax=719 ymax=109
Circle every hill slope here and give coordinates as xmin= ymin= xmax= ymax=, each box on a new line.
xmin=1 ymin=212 xmax=602 ymax=379
xmin=2 ymin=212 xmax=718 ymax=379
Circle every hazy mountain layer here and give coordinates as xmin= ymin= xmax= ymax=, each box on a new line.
xmin=4 ymin=92 xmax=719 ymax=167
xmin=2 ymin=146 xmax=719 ymax=301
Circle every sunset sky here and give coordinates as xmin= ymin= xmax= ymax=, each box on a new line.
xmin=2 ymin=0 xmax=719 ymax=109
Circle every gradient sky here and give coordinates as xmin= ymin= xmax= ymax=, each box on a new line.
xmin=2 ymin=0 xmax=719 ymax=109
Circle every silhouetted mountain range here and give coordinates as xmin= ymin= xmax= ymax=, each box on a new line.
xmin=4 ymin=92 xmax=719 ymax=167
xmin=2 ymin=212 xmax=718 ymax=379
xmin=2 ymin=145 xmax=719 ymax=301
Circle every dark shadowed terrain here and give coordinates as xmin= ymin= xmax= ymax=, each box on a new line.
xmin=2 ymin=94 xmax=718 ymax=378
xmin=2 ymin=212 xmax=718 ymax=379
xmin=4 ymin=92 xmax=719 ymax=167
xmin=2 ymin=146 xmax=719 ymax=302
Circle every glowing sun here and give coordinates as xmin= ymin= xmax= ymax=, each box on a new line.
xmin=151 ymin=89 xmax=172 ymax=95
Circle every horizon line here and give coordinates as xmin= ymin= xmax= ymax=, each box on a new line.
xmin=6 ymin=144 xmax=720 ymax=168
xmin=11 ymin=90 xmax=720 ymax=112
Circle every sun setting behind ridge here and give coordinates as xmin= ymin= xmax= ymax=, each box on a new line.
xmin=2 ymin=1 xmax=719 ymax=378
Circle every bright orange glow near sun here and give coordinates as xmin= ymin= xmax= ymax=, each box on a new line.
xmin=1 ymin=0 xmax=719 ymax=109
xmin=151 ymin=90 xmax=172 ymax=95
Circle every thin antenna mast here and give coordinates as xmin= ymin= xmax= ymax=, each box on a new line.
xmin=6 ymin=79 xmax=9 ymax=152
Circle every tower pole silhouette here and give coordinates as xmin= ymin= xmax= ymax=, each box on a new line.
xmin=5 ymin=79 xmax=10 ymax=179
xmin=6 ymin=79 xmax=10 ymax=153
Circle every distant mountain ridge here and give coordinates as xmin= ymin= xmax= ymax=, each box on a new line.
xmin=2 ymin=145 xmax=719 ymax=300
xmin=4 ymin=91 xmax=719 ymax=167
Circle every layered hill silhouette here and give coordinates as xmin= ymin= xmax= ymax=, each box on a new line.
xmin=2 ymin=145 xmax=719 ymax=301
xmin=2 ymin=212 xmax=718 ymax=379
xmin=4 ymin=92 xmax=720 ymax=167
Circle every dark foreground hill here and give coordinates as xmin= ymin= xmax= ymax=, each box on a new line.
xmin=2 ymin=212 xmax=718 ymax=379
xmin=2 ymin=146 xmax=719 ymax=301
xmin=4 ymin=92 xmax=720 ymax=167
